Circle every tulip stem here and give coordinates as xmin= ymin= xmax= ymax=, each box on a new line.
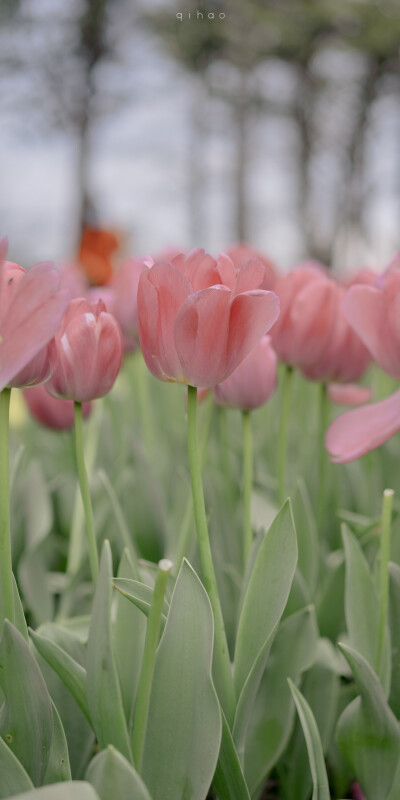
xmin=377 ymin=488 xmax=394 ymax=675
xmin=74 ymin=402 xmax=99 ymax=585
xmin=0 ymin=388 xmax=14 ymax=626
xmin=242 ymin=410 xmax=253 ymax=567
xmin=136 ymin=353 xmax=154 ymax=456
xmin=187 ymin=385 xmax=236 ymax=723
xmin=132 ymin=558 xmax=172 ymax=772
xmin=172 ymin=391 xmax=213 ymax=575
xmin=318 ymin=382 xmax=329 ymax=525
xmin=277 ymin=366 xmax=293 ymax=506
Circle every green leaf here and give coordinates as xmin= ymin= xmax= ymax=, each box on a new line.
xmin=113 ymin=578 xmax=169 ymax=624
xmin=389 ymin=563 xmax=400 ymax=717
xmin=43 ymin=702 xmax=71 ymax=784
xmin=342 ymin=524 xmax=391 ymax=695
xmin=113 ymin=551 xmax=147 ymax=721
xmin=288 ymin=680 xmax=330 ymax=800
xmin=283 ymin=640 xmax=340 ymax=800
xmin=292 ymin=478 xmax=319 ymax=596
xmin=213 ymin=712 xmax=250 ymax=800
xmin=4 ymin=783 xmax=100 ymax=800
xmin=0 ymin=737 xmax=34 ymax=798
xmin=30 ymin=629 xmax=90 ymax=724
xmin=244 ymin=607 xmax=319 ymax=797
xmin=142 ymin=560 xmax=222 ymax=800
xmin=86 ymin=746 xmax=152 ymax=800
xmin=86 ymin=540 xmax=131 ymax=761
xmin=0 ymin=621 xmax=53 ymax=786
xmin=234 ymin=500 xmax=298 ymax=699
xmin=337 ymin=643 xmax=400 ymax=800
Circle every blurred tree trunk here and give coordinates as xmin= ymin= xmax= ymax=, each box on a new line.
xmin=74 ymin=0 xmax=108 ymax=249
xmin=294 ymin=63 xmax=314 ymax=257
xmin=188 ymin=80 xmax=208 ymax=245
xmin=233 ymin=70 xmax=250 ymax=242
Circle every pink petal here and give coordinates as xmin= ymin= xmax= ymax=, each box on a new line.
xmin=0 ymin=262 xmax=69 ymax=392
xmin=178 ymin=248 xmax=220 ymax=291
xmin=225 ymin=289 xmax=280 ymax=377
xmin=174 ymin=285 xmax=231 ymax=387
xmin=325 ymin=389 xmax=400 ymax=463
xmin=328 ymin=383 xmax=372 ymax=407
xmin=235 ymin=258 xmax=267 ymax=294
xmin=343 ymin=285 xmax=400 ymax=379
xmin=138 ymin=263 xmax=191 ymax=381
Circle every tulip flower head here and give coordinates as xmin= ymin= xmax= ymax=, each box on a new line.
xmin=213 ymin=336 xmax=277 ymax=411
xmin=226 ymin=243 xmax=277 ymax=289
xmin=104 ymin=258 xmax=145 ymax=352
xmin=23 ymin=385 xmax=92 ymax=431
xmin=138 ymin=248 xmax=280 ymax=388
xmin=46 ymin=297 xmax=123 ymax=402
xmin=0 ymin=244 xmax=69 ymax=391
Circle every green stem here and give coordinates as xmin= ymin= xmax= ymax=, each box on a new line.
xmin=0 ymin=388 xmax=14 ymax=625
xmin=277 ymin=366 xmax=293 ymax=506
xmin=377 ymin=488 xmax=394 ymax=675
xmin=242 ymin=410 xmax=253 ymax=567
xmin=74 ymin=402 xmax=99 ymax=585
xmin=317 ymin=382 xmax=330 ymax=525
xmin=67 ymin=402 xmax=100 ymax=576
xmin=187 ymin=385 xmax=236 ymax=723
xmin=136 ymin=353 xmax=154 ymax=455
xmin=132 ymin=558 xmax=172 ymax=772
xmin=172 ymin=391 xmax=213 ymax=575
xmin=217 ymin=405 xmax=230 ymax=477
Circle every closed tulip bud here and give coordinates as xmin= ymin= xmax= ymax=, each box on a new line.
xmin=23 ymin=385 xmax=92 ymax=430
xmin=213 ymin=336 xmax=277 ymax=411
xmin=46 ymin=298 xmax=123 ymax=402
xmin=138 ymin=248 xmax=279 ymax=388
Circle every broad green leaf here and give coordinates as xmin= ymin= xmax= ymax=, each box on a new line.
xmin=288 ymin=680 xmax=330 ymax=800
xmin=292 ymin=479 xmax=319 ymax=596
xmin=0 ymin=737 xmax=34 ymax=798
xmin=213 ymin=712 xmax=250 ymax=800
xmin=337 ymin=643 xmax=400 ymax=800
xmin=142 ymin=560 xmax=222 ymax=800
xmin=342 ymin=525 xmax=390 ymax=694
xmin=97 ymin=469 xmax=141 ymax=576
xmin=30 ymin=630 xmax=90 ymax=723
xmin=113 ymin=578 xmax=169 ymax=623
xmin=315 ymin=550 xmax=345 ymax=642
xmin=234 ymin=500 xmax=298 ymax=698
xmin=12 ymin=576 xmax=29 ymax=643
xmin=19 ymin=549 xmax=53 ymax=626
xmin=244 ymin=607 xmax=319 ymax=797
xmin=86 ymin=746 xmax=152 ymax=800
xmin=113 ymin=551 xmax=147 ymax=721
xmin=5 ymin=783 xmax=100 ymax=800
xmin=0 ymin=621 xmax=53 ymax=786
xmin=388 ymin=563 xmax=400 ymax=717
xmin=43 ymin=702 xmax=71 ymax=784
xmin=86 ymin=540 xmax=131 ymax=761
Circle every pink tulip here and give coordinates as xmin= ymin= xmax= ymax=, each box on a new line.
xmin=0 ymin=245 xmax=69 ymax=391
xmin=213 ymin=336 xmax=277 ymax=411
xmin=23 ymin=385 xmax=92 ymax=430
xmin=327 ymin=383 xmax=372 ymax=406
xmin=46 ymin=297 xmax=123 ymax=402
xmin=270 ymin=264 xmax=338 ymax=370
xmin=302 ymin=285 xmax=371 ymax=383
xmin=137 ymin=248 xmax=280 ymax=388
xmin=325 ymin=390 xmax=400 ymax=463
xmin=105 ymin=258 xmax=145 ymax=352
xmin=342 ymin=266 xmax=400 ymax=380
xmin=226 ymin=243 xmax=277 ymax=289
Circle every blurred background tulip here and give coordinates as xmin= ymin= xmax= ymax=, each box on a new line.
xmin=213 ymin=335 xmax=277 ymax=411
xmin=23 ymin=385 xmax=92 ymax=431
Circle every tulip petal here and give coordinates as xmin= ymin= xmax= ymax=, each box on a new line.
xmin=328 ymin=383 xmax=372 ymax=407
xmin=235 ymin=259 xmax=267 ymax=294
xmin=290 ymin=281 xmax=338 ymax=367
xmin=0 ymin=262 xmax=69 ymax=391
xmin=138 ymin=263 xmax=191 ymax=381
xmin=342 ymin=285 xmax=400 ymax=378
xmin=225 ymin=289 xmax=280 ymax=377
xmin=174 ymin=285 xmax=231 ymax=386
xmin=179 ymin=249 xmax=220 ymax=291
xmin=325 ymin=389 xmax=400 ymax=463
